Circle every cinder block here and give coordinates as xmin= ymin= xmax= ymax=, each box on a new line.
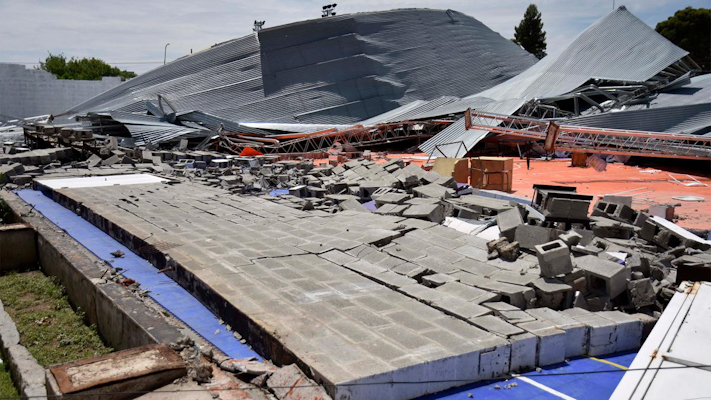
xmin=496 ymin=208 xmax=524 ymax=242
xmin=514 ymin=224 xmax=556 ymax=250
xmin=534 ymin=240 xmax=573 ymax=277
xmin=597 ymin=311 xmax=642 ymax=352
xmin=516 ymin=320 xmax=566 ymax=366
xmin=560 ymin=308 xmax=616 ymax=356
xmin=575 ymin=255 xmax=630 ymax=299
xmin=525 ymin=307 xmax=588 ymax=357
xmin=509 ymin=333 xmax=537 ymax=372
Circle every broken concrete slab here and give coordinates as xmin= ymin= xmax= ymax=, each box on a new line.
xmin=267 ymin=364 xmax=332 ymax=400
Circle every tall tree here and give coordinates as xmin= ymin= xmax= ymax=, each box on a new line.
xmin=656 ymin=7 xmax=711 ymax=72
xmin=513 ymin=4 xmax=547 ymax=59
xmin=39 ymin=53 xmax=137 ymax=80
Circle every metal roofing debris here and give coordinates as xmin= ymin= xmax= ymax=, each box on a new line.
xmin=611 ymin=281 xmax=711 ymax=399
xmin=419 ymin=6 xmax=702 ymax=157
xmin=61 ymin=9 xmax=536 ymax=129
xmin=567 ymin=103 xmax=711 ymax=136
xmin=471 ymin=6 xmax=692 ymax=103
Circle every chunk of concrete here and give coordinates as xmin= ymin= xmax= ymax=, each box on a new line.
xmin=267 ymin=364 xmax=332 ymax=400
xmin=627 ymin=278 xmax=655 ymax=309
xmin=558 ymin=230 xmax=583 ymax=247
xmin=534 ymin=240 xmax=573 ymax=277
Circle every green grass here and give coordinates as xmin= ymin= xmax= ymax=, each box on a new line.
xmin=0 ymin=362 xmax=18 ymax=398
xmin=0 ymin=272 xmax=112 ymax=367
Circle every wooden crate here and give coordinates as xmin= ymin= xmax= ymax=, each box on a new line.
xmin=571 ymin=152 xmax=588 ymax=167
xmin=432 ymin=158 xmax=469 ymax=183
xmin=469 ymin=156 xmax=514 ymax=192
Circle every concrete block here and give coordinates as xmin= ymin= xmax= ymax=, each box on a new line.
xmin=402 ymin=204 xmax=444 ymax=223
xmin=422 ymin=273 xmax=457 ymax=288
xmin=374 ymin=192 xmax=411 ymax=206
xmin=560 ymin=308 xmax=617 ymax=356
xmin=412 ymin=183 xmax=453 ymax=199
xmin=340 ymin=199 xmax=371 ymax=213
xmin=525 ymin=308 xmax=588 ymax=357
xmin=575 ymin=255 xmax=631 ymax=299
xmin=436 ymin=282 xmax=496 ymax=303
xmin=545 ymin=198 xmax=590 ymax=219
xmin=602 ymin=195 xmax=632 ymax=207
xmin=514 ymin=224 xmax=557 ymax=250
xmin=532 ymin=278 xmax=572 ymax=309
xmin=496 ymin=208 xmax=524 ymax=242
xmin=597 ymin=311 xmax=642 ymax=352
xmin=509 ymin=333 xmax=537 ymax=371
xmin=469 ymin=315 xmax=524 ymax=337
xmin=534 ymin=240 xmax=573 ymax=277
xmin=454 ymin=272 xmax=535 ymax=310
xmin=431 ymin=295 xmax=492 ymax=319
xmin=516 ymin=320 xmax=566 ymax=366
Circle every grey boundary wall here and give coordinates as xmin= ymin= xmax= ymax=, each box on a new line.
xmin=0 ymin=63 xmax=121 ymax=119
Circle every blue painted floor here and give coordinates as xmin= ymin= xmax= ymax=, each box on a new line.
xmin=16 ymin=189 xmax=260 ymax=360
xmin=421 ymin=351 xmax=636 ymax=399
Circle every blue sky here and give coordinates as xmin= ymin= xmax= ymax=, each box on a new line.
xmin=0 ymin=0 xmax=708 ymax=75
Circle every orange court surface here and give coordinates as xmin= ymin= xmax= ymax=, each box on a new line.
xmin=367 ymin=154 xmax=710 ymax=232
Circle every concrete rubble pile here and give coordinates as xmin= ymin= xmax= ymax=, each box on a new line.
xmin=3 ymin=140 xmax=711 ymax=399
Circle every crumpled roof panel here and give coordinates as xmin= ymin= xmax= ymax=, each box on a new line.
xmin=474 ymin=6 xmax=690 ymax=102
xmin=62 ymin=9 xmax=537 ymax=127
xmin=420 ymin=6 xmax=694 ymax=156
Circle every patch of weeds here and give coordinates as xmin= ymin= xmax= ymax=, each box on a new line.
xmin=0 ymin=361 xmax=18 ymax=398
xmin=0 ymin=272 xmax=112 ymax=367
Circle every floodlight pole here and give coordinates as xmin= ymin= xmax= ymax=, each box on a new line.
xmin=164 ymin=43 xmax=170 ymax=65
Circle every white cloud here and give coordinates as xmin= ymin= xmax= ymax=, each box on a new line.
xmin=0 ymin=0 xmax=705 ymax=74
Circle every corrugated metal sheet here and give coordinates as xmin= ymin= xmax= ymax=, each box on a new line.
xmin=124 ymin=124 xmax=209 ymax=146
xmin=58 ymin=9 xmax=536 ymax=128
xmin=474 ymin=6 xmax=689 ymax=103
xmin=567 ymin=103 xmax=711 ymax=135
xmin=420 ymin=6 xmax=693 ymax=156
xmin=419 ymin=98 xmax=525 ymax=156
xmin=627 ymin=74 xmax=711 ymax=110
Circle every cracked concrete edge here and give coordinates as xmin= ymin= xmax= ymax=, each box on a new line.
xmin=0 ymin=300 xmax=48 ymax=399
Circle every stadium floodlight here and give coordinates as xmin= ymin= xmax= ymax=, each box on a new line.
xmin=253 ymin=20 xmax=265 ymax=32
xmin=322 ymin=3 xmax=337 ymax=17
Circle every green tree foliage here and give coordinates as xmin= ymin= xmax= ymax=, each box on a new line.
xmin=656 ymin=7 xmax=711 ymax=72
xmin=39 ymin=53 xmax=137 ymax=80
xmin=513 ymin=4 xmax=547 ymax=59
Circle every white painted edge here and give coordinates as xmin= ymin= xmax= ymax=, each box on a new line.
xmin=513 ymin=374 xmax=576 ymax=400
xmin=36 ymin=174 xmax=167 ymax=190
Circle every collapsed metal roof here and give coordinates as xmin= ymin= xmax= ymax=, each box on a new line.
xmin=62 ymin=8 xmax=537 ymax=145
xmin=419 ymin=6 xmax=703 ymax=157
